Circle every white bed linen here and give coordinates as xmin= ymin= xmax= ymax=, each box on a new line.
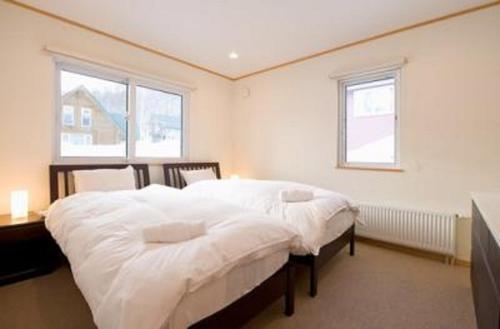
xmin=45 ymin=184 xmax=298 ymax=329
xmin=183 ymin=179 xmax=359 ymax=255
xmin=168 ymin=250 xmax=288 ymax=329
xmin=319 ymin=209 xmax=356 ymax=249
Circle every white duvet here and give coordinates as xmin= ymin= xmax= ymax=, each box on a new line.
xmin=183 ymin=179 xmax=359 ymax=255
xmin=45 ymin=184 xmax=298 ymax=329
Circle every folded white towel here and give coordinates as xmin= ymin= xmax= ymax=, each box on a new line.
xmin=279 ymin=189 xmax=314 ymax=202
xmin=142 ymin=221 xmax=207 ymax=243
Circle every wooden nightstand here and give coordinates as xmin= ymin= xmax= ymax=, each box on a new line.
xmin=0 ymin=212 xmax=59 ymax=285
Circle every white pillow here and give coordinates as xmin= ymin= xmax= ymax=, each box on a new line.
xmin=73 ymin=166 xmax=136 ymax=193
xmin=180 ymin=168 xmax=217 ymax=185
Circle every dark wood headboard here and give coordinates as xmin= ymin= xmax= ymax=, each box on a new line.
xmin=49 ymin=164 xmax=150 ymax=203
xmin=162 ymin=162 xmax=221 ymax=189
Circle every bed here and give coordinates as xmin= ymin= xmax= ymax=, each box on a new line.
xmin=162 ymin=162 xmax=357 ymax=297
xmin=47 ymin=164 xmax=297 ymax=329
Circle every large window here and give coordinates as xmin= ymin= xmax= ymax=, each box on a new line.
xmin=56 ymin=61 xmax=188 ymax=161
xmin=338 ymin=69 xmax=400 ymax=169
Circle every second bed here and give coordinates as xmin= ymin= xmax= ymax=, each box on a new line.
xmin=163 ymin=162 xmax=359 ymax=297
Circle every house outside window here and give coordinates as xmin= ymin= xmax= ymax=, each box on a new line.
xmin=61 ymin=133 xmax=92 ymax=145
xmin=81 ymin=107 xmax=92 ymax=128
xmin=61 ymin=133 xmax=70 ymax=144
xmin=62 ymin=105 xmax=75 ymax=126
xmin=83 ymin=134 xmax=93 ymax=145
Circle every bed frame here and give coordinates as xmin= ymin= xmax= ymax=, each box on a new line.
xmin=163 ymin=162 xmax=356 ymax=297
xmin=291 ymin=225 xmax=354 ymax=297
xmin=48 ymin=163 xmax=295 ymax=328
xmin=163 ymin=162 xmax=221 ymax=188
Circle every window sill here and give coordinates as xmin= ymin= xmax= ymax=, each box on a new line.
xmin=336 ymin=165 xmax=404 ymax=173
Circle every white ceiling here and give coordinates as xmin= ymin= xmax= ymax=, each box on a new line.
xmin=21 ymin=0 xmax=492 ymax=79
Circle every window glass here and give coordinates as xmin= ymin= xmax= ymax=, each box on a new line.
xmin=341 ymin=73 xmax=398 ymax=166
xmin=350 ymin=79 xmax=395 ymax=118
xmin=60 ymin=70 xmax=127 ymax=157
xmin=135 ymin=86 xmax=183 ymax=158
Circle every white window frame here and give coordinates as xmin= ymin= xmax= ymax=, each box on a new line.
xmin=54 ymin=59 xmax=190 ymax=164
xmin=337 ymin=68 xmax=401 ymax=170
xmin=62 ymin=105 xmax=75 ymax=126
xmin=80 ymin=107 xmax=92 ymax=128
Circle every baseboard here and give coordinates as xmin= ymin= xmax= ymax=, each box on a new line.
xmin=356 ymin=236 xmax=470 ymax=267
xmin=454 ymin=259 xmax=471 ymax=267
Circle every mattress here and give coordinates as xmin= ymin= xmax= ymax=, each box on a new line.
xmin=182 ymin=179 xmax=358 ymax=255
xmin=167 ymin=249 xmax=289 ymax=329
xmin=319 ymin=209 xmax=356 ymax=250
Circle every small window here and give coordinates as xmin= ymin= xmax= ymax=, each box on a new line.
xmin=62 ymin=106 xmax=75 ymax=126
xmin=338 ymin=69 xmax=400 ymax=169
xmin=81 ymin=107 xmax=92 ymax=128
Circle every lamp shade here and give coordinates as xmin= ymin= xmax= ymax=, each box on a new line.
xmin=11 ymin=190 xmax=28 ymax=219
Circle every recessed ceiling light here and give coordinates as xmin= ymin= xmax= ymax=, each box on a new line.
xmin=228 ymin=52 xmax=239 ymax=59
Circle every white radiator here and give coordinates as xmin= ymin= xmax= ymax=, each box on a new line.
xmin=357 ymin=204 xmax=458 ymax=257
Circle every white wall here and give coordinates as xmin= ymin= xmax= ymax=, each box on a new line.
xmin=232 ymin=7 xmax=500 ymax=261
xmin=0 ymin=2 xmax=234 ymax=213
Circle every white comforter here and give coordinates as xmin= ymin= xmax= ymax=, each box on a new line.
xmin=45 ymin=184 xmax=298 ymax=329
xmin=183 ymin=179 xmax=359 ymax=255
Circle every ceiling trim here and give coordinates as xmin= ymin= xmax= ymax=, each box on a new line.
xmin=4 ymin=0 xmax=500 ymax=81
xmin=234 ymin=0 xmax=500 ymax=80
xmin=4 ymin=0 xmax=234 ymax=81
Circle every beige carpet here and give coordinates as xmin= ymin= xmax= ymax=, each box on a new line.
xmin=0 ymin=243 xmax=476 ymax=329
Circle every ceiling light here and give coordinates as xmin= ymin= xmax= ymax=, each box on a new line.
xmin=228 ymin=52 xmax=239 ymax=59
